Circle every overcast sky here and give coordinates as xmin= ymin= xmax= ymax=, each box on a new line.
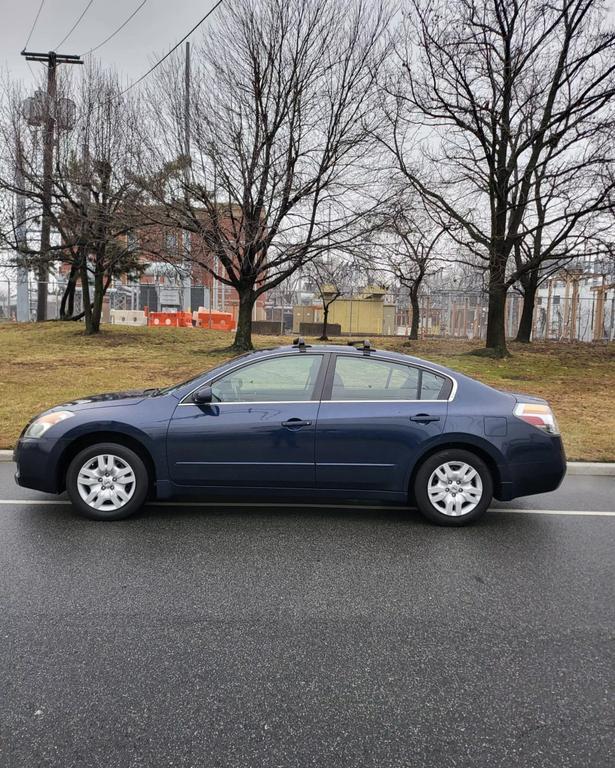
xmin=2 ymin=0 xmax=614 ymax=91
xmin=1 ymin=0 xmax=219 ymax=89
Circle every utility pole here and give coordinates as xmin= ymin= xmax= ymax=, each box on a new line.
xmin=181 ymin=41 xmax=192 ymax=313
xmin=21 ymin=50 xmax=82 ymax=321
xmin=14 ymin=138 xmax=30 ymax=322
xmin=78 ymin=131 xmax=92 ymax=331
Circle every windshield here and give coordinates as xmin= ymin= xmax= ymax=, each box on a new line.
xmin=152 ymin=351 xmax=258 ymax=396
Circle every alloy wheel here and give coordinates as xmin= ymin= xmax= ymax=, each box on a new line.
xmin=76 ymin=454 xmax=137 ymax=511
xmin=427 ymin=460 xmax=483 ymax=517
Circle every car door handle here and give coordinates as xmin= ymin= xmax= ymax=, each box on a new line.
xmin=282 ymin=418 xmax=313 ymax=429
xmin=409 ymin=414 xmax=441 ymax=424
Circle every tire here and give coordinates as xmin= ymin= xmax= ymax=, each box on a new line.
xmin=65 ymin=443 xmax=149 ymax=521
xmin=413 ymin=449 xmax=493 ymax=526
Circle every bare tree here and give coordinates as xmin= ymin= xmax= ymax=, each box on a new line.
xmin=0 ymin=66 xmax=149 ymax=333
xmin=139 ymin=0 xmax=390 ymax=350
xmin=372 ymin=200 xmax=446 ymax=339
xmin=381 ymin=0 xmax=615 ymax=356
xmin=303 ymin=256 xmax=356 ymax=340
xmin=56 ymin=67 xmax=150 ymax=333
xmin=267 ymin=272 xmax=305 ymax=316
xmin=512 ymin=157 xmax=615 ymax=342
xmin=0 ymin=74 xmax=65 ymax=316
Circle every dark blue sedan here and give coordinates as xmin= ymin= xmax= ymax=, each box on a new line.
xmin=14 ymin=339 xmax=566 ymax=525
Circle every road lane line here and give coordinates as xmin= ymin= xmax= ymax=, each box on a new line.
xmin=491 ymin=508 xmax=615 ymax=517
xmin=0 ymin=500 xmax=613 ymax=516
xmin=0 ymin=500 xmax=69 ymax=505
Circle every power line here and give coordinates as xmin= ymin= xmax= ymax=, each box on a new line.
xmin=82 ymin=0 xmax=150 ymax=57
xmin=56 ymin=0 xmax=96 ymax=50
xmin=22 ymin=0 xmax=46 ymax=51
xmin=120 ymin=0 xmax=224 ymax=95
xmin=25 ymin=60 xmax=38 ymax=81
xmin=42 ymin=0 xmax=222 ymax=127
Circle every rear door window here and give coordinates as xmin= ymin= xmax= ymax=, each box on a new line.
xmin=421 ymin=370 xmax=448 ymax=400
xmin=330 ymin=356 xmax=447 ymax=401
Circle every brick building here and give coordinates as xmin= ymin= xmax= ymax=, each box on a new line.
xmin=60 ymin=207 xmax=268 ymax=321
xmin=127 ymin=215 xmax=267 ymax=320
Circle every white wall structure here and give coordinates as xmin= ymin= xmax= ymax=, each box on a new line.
xmin=110 ymin=309 xmax=148 ymax=326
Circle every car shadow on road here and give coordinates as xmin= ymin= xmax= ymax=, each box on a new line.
xmin=13 ymin=497 xmax=551 ymax=535
xmin=10 ymin=500 xmax=559 ymax=581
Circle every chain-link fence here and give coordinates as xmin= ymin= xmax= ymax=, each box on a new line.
xmin=1 ymin=279 xmax=614 ymax=342
xmin=389 ymin=289 xmax=615 ymax=342
xmin=285 ymin=286 xmax=615 ymax=342
xmin=530 ymin=292 xmax=615 ymax=342
xmin=0 ymin=280 xmax=226 ymax=321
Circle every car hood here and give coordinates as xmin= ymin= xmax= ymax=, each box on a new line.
xmin=51 ymin=389 xmax=157 ymax=412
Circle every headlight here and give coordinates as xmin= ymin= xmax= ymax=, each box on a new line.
xmin=25 ymin=411 xmax=75 ymax=438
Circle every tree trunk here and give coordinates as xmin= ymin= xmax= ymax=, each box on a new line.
xmin=515 ymin=271 xmax=539 ymax=343
xmin=232 ymin=290 xmax=255 ymax=350
xmin=409 ymin=288 xmax=420 ymax=340
xmin=36 ymin=265 xmax=48 ymax=322
xmin=319 ymin=303 xmax=330 ymax=341
xmin=89 ymin=269 xmax=105 ymax=334
xmin=60 ymin=264 xmax=78 ymax=320
xmin=485 ymin=274 xmax=508 ymax=357
xmin=80 ymin=253 xmax=94 ymax=335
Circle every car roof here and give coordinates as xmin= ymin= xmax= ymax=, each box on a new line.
xmin=250 ymin=342 xmax=458 ymax=379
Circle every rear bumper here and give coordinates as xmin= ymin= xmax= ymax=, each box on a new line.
xmin=13 ymin=437 xmax=64 ymax=494
xmin=496 ymin=437 xmax=567 ymax=501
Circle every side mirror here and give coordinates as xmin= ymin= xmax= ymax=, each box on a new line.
xmin=192 ymin=385 xmax=213 ymax=404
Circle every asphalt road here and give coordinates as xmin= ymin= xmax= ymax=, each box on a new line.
xmin=1 ymin=463 xmax=613 ymax=768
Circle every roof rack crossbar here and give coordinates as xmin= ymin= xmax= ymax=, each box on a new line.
xmin=346 ymin=339 xmax=373 ymax=354
xmin=292 ymin=336 xmax=310 ymax=351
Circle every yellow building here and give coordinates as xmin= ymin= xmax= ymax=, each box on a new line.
xmin=293 ymin=286 xmax=396 ymax=336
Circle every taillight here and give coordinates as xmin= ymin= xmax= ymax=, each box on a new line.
xmin=514 ymin=403 xmax=560 ymax=435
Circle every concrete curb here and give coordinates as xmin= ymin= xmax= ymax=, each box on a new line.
xmin=565 ymin=462 xmax=615 ymax=476
xmin=0 ymin=449 xmax=613 ymax=475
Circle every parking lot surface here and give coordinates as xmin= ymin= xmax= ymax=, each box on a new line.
xmin=1 ymin=464 xmax=613 ymax=768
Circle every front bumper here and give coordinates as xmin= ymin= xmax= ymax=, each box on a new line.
xmin=14 ymin=437 xmax=66 ymax=494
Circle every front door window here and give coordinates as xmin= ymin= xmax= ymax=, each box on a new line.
xmin=211 ymin=354 xmax=324 ymax=402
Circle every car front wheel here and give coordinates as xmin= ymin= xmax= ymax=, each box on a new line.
xmin=66 ymin=443 xmax=149 ymax=521
xmin=413 ymin=449 xmax=493 ymax=526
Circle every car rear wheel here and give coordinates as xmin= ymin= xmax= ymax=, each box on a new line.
xmin=66 ymin=443 xmax=149 ymax=521
xmin=413 ymin=449 xmax=493 ymax=526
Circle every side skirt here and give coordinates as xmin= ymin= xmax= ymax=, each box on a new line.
xmin=161 ymin=483 xmax=409 ymax=504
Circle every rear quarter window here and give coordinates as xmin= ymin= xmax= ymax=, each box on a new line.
xmin=421 ymin=370 xmax=448 ymax=399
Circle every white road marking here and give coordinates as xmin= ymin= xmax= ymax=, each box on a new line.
xmin=0 ymin=500 xmax=69 ymax=505
xmin=492 ymin=508 xmax=615 ymax=517
xmin=0 ymin=499 xmax=613 ymax=516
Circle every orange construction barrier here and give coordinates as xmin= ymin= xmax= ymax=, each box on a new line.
xmin=194 ymin=311 xmax=236 ymax=331
xmin=148 ymin=311 xmax=193 ymax=328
